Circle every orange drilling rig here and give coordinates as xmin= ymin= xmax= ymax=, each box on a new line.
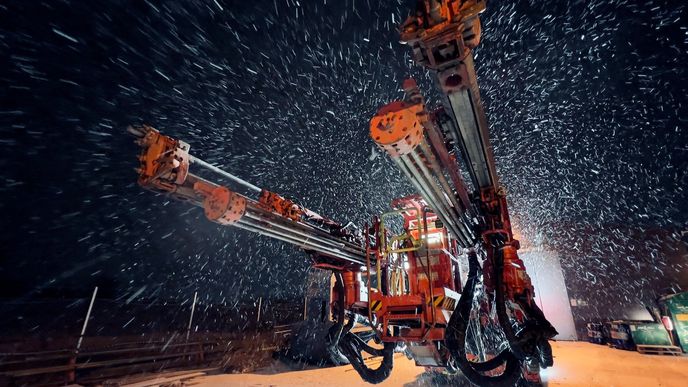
xmin=129 ymin=1 xmax=557 ymax=385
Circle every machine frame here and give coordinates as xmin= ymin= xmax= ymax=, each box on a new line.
xmin=128 ymin=1 xmax=557 ymax=385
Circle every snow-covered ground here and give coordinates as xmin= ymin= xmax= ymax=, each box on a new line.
xmin=189 ymin=341 xmax=688 ymax=386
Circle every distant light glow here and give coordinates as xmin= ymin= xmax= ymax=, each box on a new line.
xmin=422 ymin=232 xmax=443 ymax=244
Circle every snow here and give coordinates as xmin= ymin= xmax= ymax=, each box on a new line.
xmin=189 ymin=341 xmax=688 ymax=387
xmin=0 ymin=0 xmax=686 ymax=342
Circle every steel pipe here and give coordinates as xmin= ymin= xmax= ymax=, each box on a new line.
xmin=190 ymin=155 xmax=262 ymax=193
xmin=401 ymin=156 xmax=462 ymax=238
xmin=414 ymin=142 xmax=475 ymax=241
xmin=235 ymin=220 xmax=364 ymax=265
xmin=394 ymin=156 xmax=469 ymax=247
xmin=400 ymin=154 xmax=470 ymax=245
xmin=243 ymin=211 xmax=365 ymax=258
xmin=407 ymin=148 xmax=473 ymax=244
xmin=236 ymin=218 xmax=365 ymax=265
xmin=396 ymin=155 xmax=459 ymax=240
xmin=245 ymin=205 xmax=364 ymax=252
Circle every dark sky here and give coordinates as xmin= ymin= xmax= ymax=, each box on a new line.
xmin=1 ymin=0 xmax=687 ymax=311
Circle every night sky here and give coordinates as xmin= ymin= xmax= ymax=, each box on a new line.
xmin=1 ymin=0 xmax=687 ymax=317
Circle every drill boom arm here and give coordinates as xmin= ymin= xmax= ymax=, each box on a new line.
xmin=128 ymin=125 xmax=365 ymax=268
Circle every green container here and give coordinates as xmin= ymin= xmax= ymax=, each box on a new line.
xmin=629 ymin=322 xmax=672 ymax=346
xmin=664 ymin=292 xmax=688 ymax=352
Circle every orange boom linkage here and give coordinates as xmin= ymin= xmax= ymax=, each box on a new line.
xmin=129 ymin=1 xmax=556 ymax=385
xmin=129 ymin=125 xmax=364 ymax=267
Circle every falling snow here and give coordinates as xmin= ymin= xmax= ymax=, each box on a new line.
xmin=0 ymin=0 xmax=686 ymax=333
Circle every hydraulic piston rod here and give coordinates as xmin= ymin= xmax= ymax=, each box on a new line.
xmin=189 ymin=155 xmax=262 ymax=194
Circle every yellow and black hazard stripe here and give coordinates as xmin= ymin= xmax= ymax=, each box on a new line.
xmin=370 ymin=300 xmax=383 ymax=312
xmin=442 ymin=297 xmax=457 ymax=311
xmin=427 ymin=295 xmax=444 ymax=307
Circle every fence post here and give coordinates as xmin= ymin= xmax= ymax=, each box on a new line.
xmin=256 ymin=296 xmax=263 ymax=325
xmin=70 ymin=286 xmax=98 ymax=383
xmin=303 ymin=294 xmax=308 ymax=321
xmin=186 ymin=291 xmax=198 ymax=341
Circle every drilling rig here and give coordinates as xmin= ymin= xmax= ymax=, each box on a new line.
xmin=128 ymin=1 xmax=557 ymax=385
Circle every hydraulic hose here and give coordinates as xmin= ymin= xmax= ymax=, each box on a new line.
xmin=330 ymin=271 xmax=394 ymax=384
xmin=515 ymin=297 xmax=557 ymax=368
xmin=445 ymin=251 xmax=522 ymax=386
xmin=494 ymin=248 xmax=528 ymax=360
xmin=494 ymin=247 xmax=557 ymax=365
xmin=339 ymin=332 xmax=395 ymax=384
xmin=326 ymin=272 xmax=349 ymax=365
xmin=529 ymin=301 xmax=555 ymax=368
xmin=537 ymin=336 xmax=554 ymax=369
